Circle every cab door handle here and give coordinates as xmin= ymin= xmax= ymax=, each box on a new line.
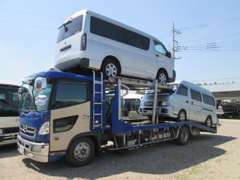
xmin=155 ymin=54 xmax=159 ymax=57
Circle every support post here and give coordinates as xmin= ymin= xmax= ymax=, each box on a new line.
xmin=152 ymin=80 xmax=158 ymax=124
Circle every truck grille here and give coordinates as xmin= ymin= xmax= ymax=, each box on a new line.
xmin=20 ymin=124 xmax=36 ymax=137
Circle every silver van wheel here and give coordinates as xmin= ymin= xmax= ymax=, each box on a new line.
xmin=105 ymin=63 xmax=118 ymax=78
xmin=205 ymin=117 xmax=212 ymax=127
xmin=157 ymin=70 xmax=168 ymax=86
xmin=178 ymin=110 xmax=187 ymax=121
xmin=102 ymin=59 xmax=121 ymax=80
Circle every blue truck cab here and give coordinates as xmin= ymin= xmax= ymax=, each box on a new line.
xmin=17 ymin=70 xmax=217 ymax=166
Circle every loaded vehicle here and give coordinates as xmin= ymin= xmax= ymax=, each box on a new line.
xmin=123 ymin=91 xmax=143 ymax=112
xmin=0 ymin=82 xmax=19 ymax=145
xmin=17 ymin=70 xmax=218 ymax=166
xmin=55 ymin=9 xmax=175 ymax=85
xmin=140 ymin=81 xmax=218 ymax=127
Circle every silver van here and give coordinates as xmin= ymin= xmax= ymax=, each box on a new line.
xmin=139 ymin=81 xmax=218 ymax=127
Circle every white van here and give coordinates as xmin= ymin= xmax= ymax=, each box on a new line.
xmin=0 ymin=82 xmax=19 ymax=145
xmin=55 ymin=9 xmax=175 ymax=85
xmin=139 ymin=81 xmax=218 ymax=127
xmin=123 ymin=91 xmax=143 ymax=112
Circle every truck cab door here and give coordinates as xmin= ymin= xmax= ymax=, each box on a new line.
xmin=49 ymin=80 xmax=91 ymax=152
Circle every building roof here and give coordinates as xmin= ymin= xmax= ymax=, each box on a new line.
xmin=198 ymin=80 xmax=240 ymax=93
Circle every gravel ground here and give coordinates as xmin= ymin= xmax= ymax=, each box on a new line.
xmin=0 ymin=119 xmax=240 ymax=180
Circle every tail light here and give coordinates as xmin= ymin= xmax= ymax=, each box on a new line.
xmin=81 ymin=33 xmax=87 ymax=50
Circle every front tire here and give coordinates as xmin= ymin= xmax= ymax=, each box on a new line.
xmin=65 ymin=137 xmax=95 ymax=166
xmin=101 ymin=59 xmax=120 ymax=80
xmin=178 ymin=110 xmax=187 ymax=121
xmin=156 ymin=69 xmax=168 ymax=86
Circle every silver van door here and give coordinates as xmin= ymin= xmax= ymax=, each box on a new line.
xmin=190 ymin=89 xmax=203 ymax=122
xmin=175 ymin=85 xmax=193 ymax=120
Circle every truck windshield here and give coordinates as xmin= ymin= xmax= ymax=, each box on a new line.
xmin=19 ymin=84 xmax=36 ymax=113
xmin=57 ymin=15 xmax=83 ymax=43
xmin=0 ymin=86 xmax=19 ymax=117
xmin=19 ymin=81 xmax=52 ymax=113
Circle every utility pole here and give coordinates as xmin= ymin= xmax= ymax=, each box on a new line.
xmin=172 ymin=22 xmax=181 ymax=59
xmin=172 ymin=23 xmax=176 ymax=59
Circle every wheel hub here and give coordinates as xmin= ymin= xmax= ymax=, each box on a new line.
xmin=105 ymin=63 xmax=117 ymax=78
xmin=74 ymin=142 xmax=91 ymax=161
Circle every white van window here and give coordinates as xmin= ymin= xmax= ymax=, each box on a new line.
xmin=154 ymin=41 xmax=168 ymax=56
xmin=90 ymin=16 xmax=150 ymax=50
xmin=57 ymin=15 xmax=83 ymax=43
xmin=176 ymin=85 xmax=188 ymax=96
xmin=203 ymin=94 xmax=215 ymax=106
xmin=190 ymin=89 xmax=202 ymax=102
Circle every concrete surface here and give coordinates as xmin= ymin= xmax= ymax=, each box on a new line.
xmin=0 ymin=119 xmax=240 ymax=180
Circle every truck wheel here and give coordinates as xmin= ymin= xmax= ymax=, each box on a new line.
xmin=101 ymin=59 xmax=120 ymax=80
xmin=176 ymin=126 xmax=190 ymax=145
xmin=66 ymin=137 xmax=95 ymax=166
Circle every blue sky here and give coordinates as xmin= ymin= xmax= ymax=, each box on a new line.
xmin=0 ymin=0 xmax=240 ymax=84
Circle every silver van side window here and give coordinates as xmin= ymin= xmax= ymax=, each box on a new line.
xmin=203 ymin=94 xmax=215 ymax=106
xmin=176 ymin=85 xmax=188 ymax=96
xmin=190 ymin=89 xmax=202 ymax=102
xmin=154 ymin=41 xmax=168 ymax=56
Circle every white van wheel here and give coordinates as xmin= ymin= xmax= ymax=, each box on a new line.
xmin=157 ymin=70 xmax=168 ymax=86
xmin=205 ymin=117 xmax=212 ymax=127
xmin=178 ymin=110 xmax=187 ymax=121
xmin=101 ymin=59 xmax=120 ymax=80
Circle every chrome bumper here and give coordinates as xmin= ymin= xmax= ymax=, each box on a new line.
xmin=17 ymin=135 xmax=49 ymax=163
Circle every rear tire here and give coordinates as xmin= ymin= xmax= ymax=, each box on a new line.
xmin=176 ymin=126 xmax=190 ymax=145
xmin=101 ymin=59 xmax=121 ymax=80
xmin=65 ymin=137 xmax=95 ymax=166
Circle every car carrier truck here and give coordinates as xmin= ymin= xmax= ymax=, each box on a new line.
xmin=17 ymin=70 xmax=218 ymax=166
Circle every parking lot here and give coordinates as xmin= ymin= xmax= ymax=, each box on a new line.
xmin=0 ymin=119 xmax=239 ymax=180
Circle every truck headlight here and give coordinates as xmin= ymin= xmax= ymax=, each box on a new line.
xmin=38 ymin=122 xmax=49 ymax=135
